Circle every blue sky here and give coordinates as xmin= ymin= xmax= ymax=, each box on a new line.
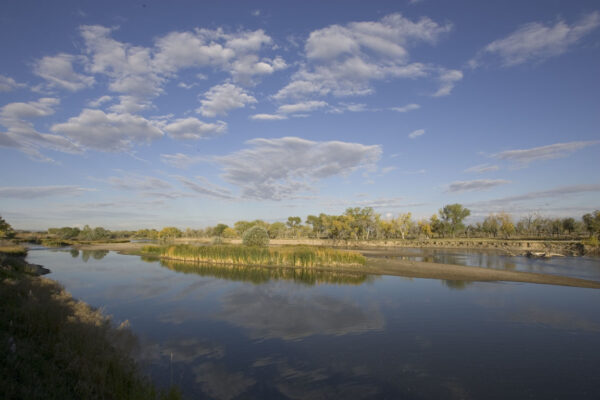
xmin=1 ymin=0 xmax=599 ymax=230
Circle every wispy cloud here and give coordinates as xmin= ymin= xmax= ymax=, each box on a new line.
xmin=161 ymin=153 xmax=207 ymax=169
xmin=470 ymin=12 xmax=600 ymax=67
xmin=468 ymin=184 xmax=600 ymax=208
xmin=175 ymin=176 xmax=235 ymax=200
xmin=391 ymin=103 xmax=420 ymax=113
xmin=250 ymin=113 xmax=288 ymax=121
xmin=0 ymin=185 xmax=94 ymax=198
xmin=408 ymin=129 xmax=425 ymax=139
xmin=464 ymin=163 xmax=499 ymax=173
xmin=104 ymin=174 xmax=172 ymax=191
xmin=447 ymin=179 xmax=510 ymax=193
xmin=493 ymin=141 xmax=599 ymax=166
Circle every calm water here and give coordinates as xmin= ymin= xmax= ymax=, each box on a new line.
xmin=27 ymin=249 xmax=600 ymax=399
xmin=365 ymin=247 xmax=600 ymax=281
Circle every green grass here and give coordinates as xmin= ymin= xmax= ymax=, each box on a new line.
xmin=142 ymin=244 xmax=366 ymax=268
xmin=0 ymin=258 xmax=180 ymax=400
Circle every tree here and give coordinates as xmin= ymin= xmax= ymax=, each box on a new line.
xmin=430 ymin=214 xmax=443 ymax=237
xmin=393 ymin=213 xmax=413 ymax=240
xmin=286 ymin=216 xmax=302 ymax=238
xmin=159 ymin=227 xmax=182 ymax=240
xmin=418 ymin=219 xmax=432 ymax=239
xmin=242 ymin=226 xmax=269 ymax=247
xmin=498 ymin=212 xmax=515 ymax=238
xmin=582 ymin=211 xmax=600 ymax=238
xmin=0 ymin=215 xmax=15 ymax=239
xmin=562 ymin=218 xmax=575 ymax=235
xmin=222 ymin=227 xmax=238 ymax=238
xmin=212 ymin=223 xmax=229 ymax=237
xmin=439 ymin=204 xmax=471 ymax=237
xmin=268 ymin=222 xmax=287 ymax=239
xmin=482 ymin=214 xmax=499 ymax=237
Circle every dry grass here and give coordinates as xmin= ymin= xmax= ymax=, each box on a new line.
xmin=0 ymin=258 xmax=180 ymax=400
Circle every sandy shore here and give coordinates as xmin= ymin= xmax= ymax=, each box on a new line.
xmin=74 ymin=241 xmax=600 ymax=289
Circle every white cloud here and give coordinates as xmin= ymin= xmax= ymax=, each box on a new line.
xmin=391 ymin=103 xmax=420 ymax=112
xmin=250 ymin=114 xmax=288 ymax=121
xmin=163 ymin=117 xmax=226 ymax=140
xmin=432 ymin=69 xmax=463 ymax=97
xmin=34 ymin=53 xmax=95 ymax=91
xmin=274 ymin=13 xmax=452 ymax=99
xmin=277 ymin=100 xmax=328 ymax=114
xmin=197 ymin=83 xmax=257 ymax=117
xmin=447 ymin=179 xmax=511 ymax=193
xmin=471 ymin=12 xmax=600 ymax=67
xmin=468 ymin=184 xmax=600 ymax=209
xmin=493 ymin=141 xmax=599 ymax=166
xmin=160 ymin=153 xmax=206 ymax=169
xmin=408 ymin=128 xmax=425 ymax=139
xmin=464 ymin=163 xmax=499 ymax=173
xmin=51 ymin=109 xmax=163 ymax=151
xmin=216 ymin=136 xmax=381 ymax=200
xmin=0 ymin=75 xmax=26 ymax=92
xmin=0 ymin=98 xmax=81 ymax=160
xmin=87 ymin=95 xmax=113 ymax=107
xmin=105 ymin=174 xmax=172 ymax=191
xmin=0 ymin=185 xmax=93 ymax=198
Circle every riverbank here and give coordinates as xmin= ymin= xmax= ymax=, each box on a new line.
xmin=0 ymin=250 xmax=180 ymax=399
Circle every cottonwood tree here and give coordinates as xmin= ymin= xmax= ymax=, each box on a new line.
xmin=0 ymin=215 xmax=15 ymax=239
xmin=439 ymin=204 xmax=471 ymax=237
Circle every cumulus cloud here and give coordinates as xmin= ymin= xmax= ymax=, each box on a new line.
xmin=464 ymin=163 xmax=499 ymax=173
xmin=408 ymin=128 xmax=425 ymax=139
xmin=0 ymin=75 xmax=26 ymax=92
xmin=160 ymin=153 xmax=207 ymax=168
xmin=274 ymin=13 xmax=452 ymax=100
xmin=391 ymin=103 xmax=420 ymax=113
xmin=493 ymin=141 xmax=599 ymax=166
xmin=163 ymin=117 xmax=226 ymax=140
xmin=0 ymin=98 xmax=81 ymax=160
xmin=216 ymin=136 xmax=381 ymax=200
xmin=197 ymin=83 xmax=257 ymax=117
xmin=51 ymin=109 xmax=163 ymax=151
xmin=0 ymin=185 xmax=93 ymax=198
xmin=277 ymin=100 xmax=328 ymax=114
xmin=34 ymin=53 xmax=95 ymax=91
xmin=446 ymin=179 xmax=511 ymax=193
xmin=249 ymin=113 xmax=288 ymax=121
xmin=470 ymin=12 xmax=600 ymax=67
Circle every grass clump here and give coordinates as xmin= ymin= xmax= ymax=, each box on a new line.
xmin=143 ymin=244 xmax=366 ymax=268
xmin=0 ymin=259 xmax=180 ymax=400
xmin=0 ymin=245 xmax=27 ymax=257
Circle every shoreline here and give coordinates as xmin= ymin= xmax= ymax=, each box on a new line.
xmin=73 ymin=241 xmax=600 ymax=289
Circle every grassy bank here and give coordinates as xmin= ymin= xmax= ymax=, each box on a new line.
xmin=142 ymin=244 xmax=366 ymax=268
xmin=0 ymin=254 xmax=180 ymax=400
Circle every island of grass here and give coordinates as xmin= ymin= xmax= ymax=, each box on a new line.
xmin=141 ymin=244 xmax=366 ymax=268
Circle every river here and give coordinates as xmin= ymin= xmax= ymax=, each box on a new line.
xmin=27 ymin=248 xmax=600 ymax=399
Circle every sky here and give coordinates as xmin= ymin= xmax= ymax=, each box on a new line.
xmin=1 ymin=0 xmax=599 ymax=230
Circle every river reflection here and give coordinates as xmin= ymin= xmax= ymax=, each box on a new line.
xmin=25 ymin=249 xmax=600 ymax=399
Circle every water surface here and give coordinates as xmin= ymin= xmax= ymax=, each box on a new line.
xmin=27 ymin=249 xmax=600 ymax=399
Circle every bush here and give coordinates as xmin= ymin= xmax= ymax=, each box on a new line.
xmin=242 ymin=226 xmax=270 ymax=247
xmin=211 ymin=236 xmax=224 ymax=245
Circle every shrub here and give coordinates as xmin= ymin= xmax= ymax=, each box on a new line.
xmin=242 ymin=226 xmax=270 ymax=247
xmin=211 ymin=236 xmax=224 ymax=245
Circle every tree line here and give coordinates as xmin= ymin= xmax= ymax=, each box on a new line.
xmin=3 ymin=207 xmax=599 ymax=242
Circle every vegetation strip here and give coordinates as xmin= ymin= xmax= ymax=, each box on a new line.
xmin=0 ymin=250 xmax=180 ymax=399
xmin=142 ymin=244 xmax=366 ymax=268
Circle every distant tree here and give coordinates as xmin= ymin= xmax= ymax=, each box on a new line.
xmin=159 ymin=227 xmax=182 ymax=240
xmin=268 ymin=222 xmax=287 ymax=239
xmin=222 ymin=227 xmax=238 ymax=238
xmin=482 ymin=214 xmax=499 ymax=237
xmin=212 ymin=224 xmax=229 ymax=237
xmin=393 ymin=213 xmax=413 ymax=240
xmin=242 ymin=226 xmax=269 ymax=247
xmin=418 ymin=219 xmax=432 ymax=239
xmin=439 ymin=204 xmax=471 ymax=237
xmin=582 ymin=211 xmax=600 ymax=238
xmin=430 ymin=214 xmax=443 ymax=237
xmin=562 ymin=218 xmax=575 ymax=235
xmin=0 ymin=215 xmax=15 ymax=239
xmin=234 ymin=221 xmax=254 ymax=236
xmin=498 ymin=212 xmax=515 ymax=238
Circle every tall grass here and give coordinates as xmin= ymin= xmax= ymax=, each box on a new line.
xmin=142 ymin=244 xmax=366 ymax=268
xmin=0 ymin=245 xmax=27 ymax=257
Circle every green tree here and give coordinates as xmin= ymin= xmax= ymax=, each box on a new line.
xmin=562 ymin=218 xmax=575 ymax=235
xmin=0 ymin=215 xmax=16 ymax=239
xmin=439 ymin=204 xmax=471 ymax=237
xmin=159 ymin=227 xmax=182 ymax=240
xmin=212 ymin=223 xmax=229 ymax=237
xmin=268 ymin=222 xmax=287 ymax=239
xmin=582 ymin=211 xmax=600 ymax=238
xmin=242 ymin=226 xmax=270 ymax=247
